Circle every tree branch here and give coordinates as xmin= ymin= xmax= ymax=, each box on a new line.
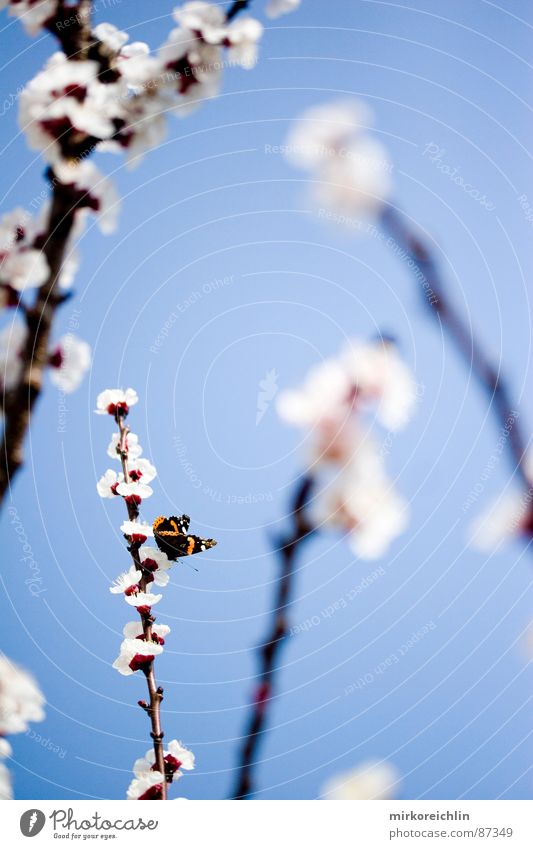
xmin=232 ymin=474 xmax=315 ymax=799
xmin=381 ymin=205 xmax=530 ymax=489
xmin=116 ymin=412 xmax=167 ymax=799
xmin=0 ymin=0 xmax=96 ymax=505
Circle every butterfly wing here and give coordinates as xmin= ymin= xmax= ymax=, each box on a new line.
xmin=153 ymin=515 xmax=216 ymax=561
xmin=179 ymin=534 xmax=217 ymax=556
xmin=169 ymin=514 xmax=190 ymax=534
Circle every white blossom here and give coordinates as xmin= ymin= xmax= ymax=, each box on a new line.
xmin=139 ymin=545 xmax=172 ymax=587
xmin=123 ymin=621 xmax=170 ymax=644
xmin=277 ymin=358 xmax=352 ymax=429
xmin=120 ymin=520 xmax=154 ymax=540
xmin=116 ymin=480 xmax=153 ymax=500
xmin=314 ymin=437 xmax=409 ymax=559
xmin=109 ymin=567 xmax=142 ymax=596
xmin=322 ymin=760 xmax=400 ymax=800
xmin=0 ymin=762 xmax=12 ymax=801
xmin=128 ymin=458 xmax=157 ymax=484
xmin=0 ymin=321 xmax=26 ymax=392
xmin=285 ymin=99 xmax=392 ymax=217
xmin=160 ymin=2 xmax=263 ymax=113
xmin=225 ymin=17 xmax=263 ymax=69
xmin=96 ymin=388 xmax=139 ymax=416
xmin=107 ymin=431 xmax=143 ymax=461
xmin=49 ymin=333 xmax=91 ymax=393
xmin=342 ymin=339 xmax=416 ymax=430
xmin=133 ymin=739 xmax=195 ymax=780
xmin=469 ymin=492 xmax=532 ymax=550
xmin=469 ymin=454 xmax=533 ymax=550
xmin=93 ymin=22 xmax=129 ymax=53
xmin=0 ymin=208 xmax=49 ymax=292
xmin=266 ymin=0 xmax=301 ymax=18
xmin=124 ymin=589 xmax=162 ymax=609
xmin=19 ymin=52 xmax=123 ymax=163
xmin=0 ymin=0 xmax=58 ymax=36
xmin=52 ymin=160 xmax=121 ymax=235
xmin=112 ymin=638 xmax=163 ymax=676
xmin=277 ymin=338 xmax=415 ymax=437
xmin=0 ymin=655 xmax=45 ymax=735
xmin=96 ymin=468 xmax=124 ymax=498
xmin=126 ymin=770 xmax=166 ymax=800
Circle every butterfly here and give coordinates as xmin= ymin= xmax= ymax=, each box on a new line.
xmin=152 ymin=514 xmax=217 ymax=561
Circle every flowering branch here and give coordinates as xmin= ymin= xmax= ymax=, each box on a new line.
xmin=0 ymin=0 xmax=271 ymax=508
xmin=115 ymin=409 xmax=167 ymax=795
xmin=283 ymin=97 xmax=533 ymax=546
xmin=380 ymin=206 xmax=530 ymax=488
xmin=232 ymin=337 xmax=416 ymax=798
xmin=97 ymin=388 xmax=196 ymax=800
xmin=0 ymin=181 xmax=84 ymax=502
xmin=232 ymin=474 xmax=315 ymax=800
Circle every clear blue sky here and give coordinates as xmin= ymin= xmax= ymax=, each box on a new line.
xmin=1 ymin=0 xmax=532 ymax=800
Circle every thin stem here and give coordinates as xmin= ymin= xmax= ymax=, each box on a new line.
xmin=116 ymin=412 xmax=167 ymax=799
xmin=232 ymin=474 xmax=315 ymax=800
xmin=381 ymin=206 xmax=530 ymax=489
xmin=226 ymin=0 xmax=252 ymax=21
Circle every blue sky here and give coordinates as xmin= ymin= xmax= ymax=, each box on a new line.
xmin=1 ymin=0 xmax=533 ymax=800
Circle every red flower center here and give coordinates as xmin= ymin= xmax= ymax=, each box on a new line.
xmin=128 ymin=653 xmax=154 ymax=673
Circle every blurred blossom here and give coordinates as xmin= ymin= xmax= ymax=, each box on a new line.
xmin=0 ymin=208 xmax=49 ymax=293
xmin=0 ymin=322 xmax=26 ymax=392
xmin=0 ymin=323 xmax=90 ymax=395
xmin=48 ymin=333 xmax=91 ymax=393
xmin=285 ymin=99 xmax=392 ymax=218
xmin=0 ymin=760 xmax=12 ymax=800
xmin=469 ymin=471 xmax=533 ymax=551
xmin=322 ymin=759 xmax=400 ymax=800
xmin=16 ymin=3 xmax=263 ymax=172
xmin=277 ymin=338 xmax=416 ymax=437
xmin=317 ymin=441 xmax=410 ymax=559
xmin=277 ymin=339 xmax=414 ymax=558
xmin=51 ymin=161 xmax=121 ymax=235
xmin=266 ymin=0 xmax=301 ymax=18
xmin=0 ymin=654 xmax=45 ymax=736
xmin=0 ymin=0 xmax=58 ymax=35
xmin=19 ymin=52 xmax=121 ymax=163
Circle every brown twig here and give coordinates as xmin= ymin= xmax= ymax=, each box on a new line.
xmin=232 ymin=473 xmax=315 ymax=799
xmin=226 ymin=0 xmax=252 ymax=21
xmin=116 ymin=412 xmax=167 ymax=799
xmin=381 ymin=206 xmax=530 ymax=489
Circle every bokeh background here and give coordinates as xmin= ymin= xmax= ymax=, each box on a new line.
xmin=1 ymin=0 xmax=532 ymax=800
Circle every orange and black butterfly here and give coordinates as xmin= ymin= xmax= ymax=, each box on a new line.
xmin=152 ymin=514 xmax=217 ymax=561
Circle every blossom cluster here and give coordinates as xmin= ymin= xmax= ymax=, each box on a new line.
xmin=277 ymin=339 xmax=416 ymax=558
xmin=285 ymin=99 xmax=392 ymax=219
xmin=18 ymin=3 xmax=265 ymax=173
xmin=0 ymin=653 xmax=45 ymax=800
xmin=95 ymin=387 xmax=194 ymax=799
xmin=127 ymin=740 xmax=194 ymax=800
